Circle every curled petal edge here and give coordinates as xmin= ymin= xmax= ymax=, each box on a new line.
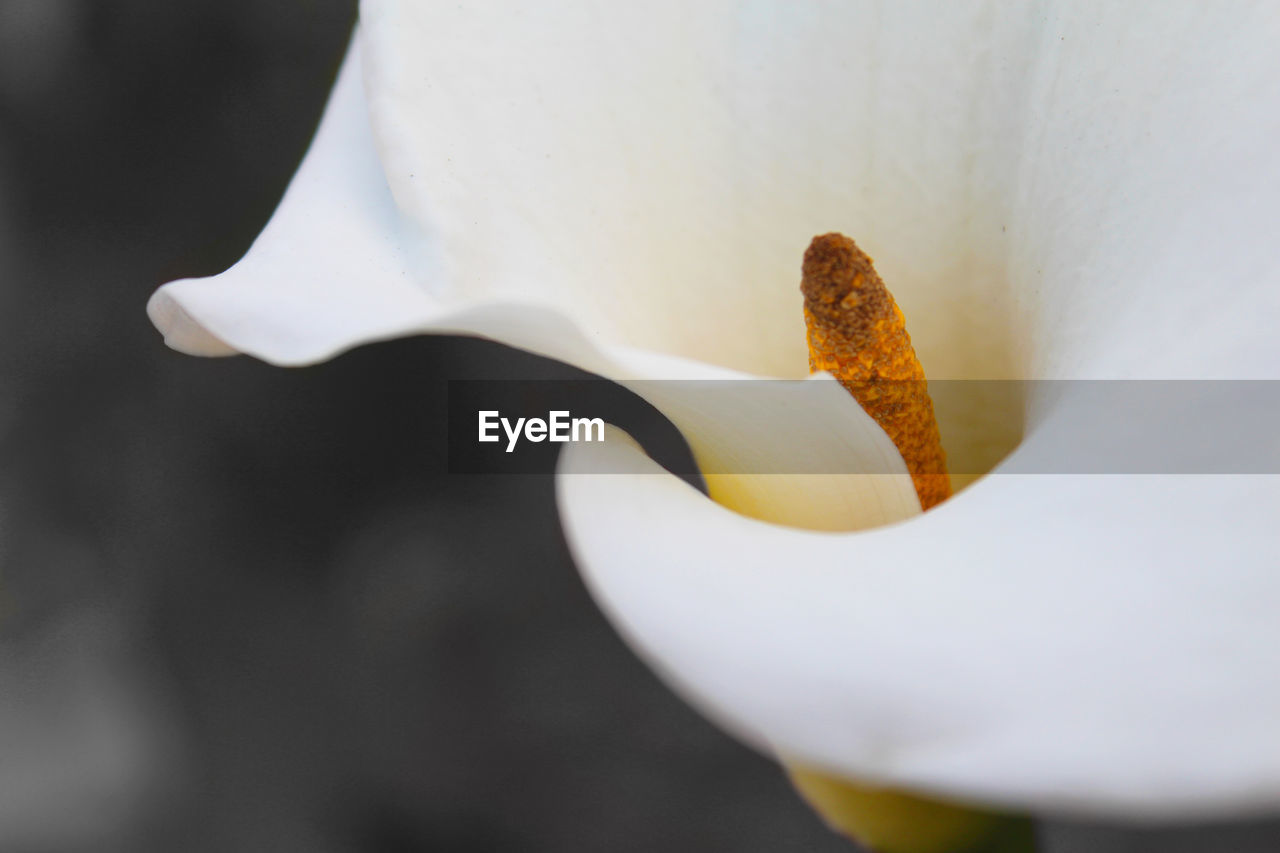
xmin=146 ymin=36 xmax=920 ymax=530
xmin=557 ymin=427 xmax=1280 ymax=821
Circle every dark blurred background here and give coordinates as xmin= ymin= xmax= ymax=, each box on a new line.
xmin=3 ymin=2 xmax=1280 ymax=851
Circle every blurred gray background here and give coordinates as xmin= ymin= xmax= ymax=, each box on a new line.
xmin=2 ymin=2 xmax=1278 ymax=851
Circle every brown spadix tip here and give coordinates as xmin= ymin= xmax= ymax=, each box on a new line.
xmin=801 ymin=233 xmax=896 ymax=350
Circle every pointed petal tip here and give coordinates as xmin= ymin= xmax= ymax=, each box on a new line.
xmin=146 ymin=285 xmax=238 ymax=358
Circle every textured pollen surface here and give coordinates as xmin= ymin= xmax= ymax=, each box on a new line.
xmin=801 ymin=233 xmax=951 ymax=510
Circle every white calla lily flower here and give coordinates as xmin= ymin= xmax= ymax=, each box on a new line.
xmin=149 ymin=0 xmax=1280 ymax=832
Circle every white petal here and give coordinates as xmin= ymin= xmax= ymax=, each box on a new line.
xmin=152 ymin=3 xmax=1280 ymax=380
xmin=359 ymin=1 xmax=1280 ymax=381
xmin=150 ymin=2 xmax=1280 ymax=473
xmin=148 ymin=28 xmax=924 ymax=529
xmin=559 ymin=430 xmax=1280 ymax=819
xmin=359 ymin=0 xmax=1030 ymax=379
xmin=146 ymin=1 xmax=1280 ymax=817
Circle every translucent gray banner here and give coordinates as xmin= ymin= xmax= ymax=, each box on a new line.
xmin=447 ymin=380 xmax=1280 ymax=475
